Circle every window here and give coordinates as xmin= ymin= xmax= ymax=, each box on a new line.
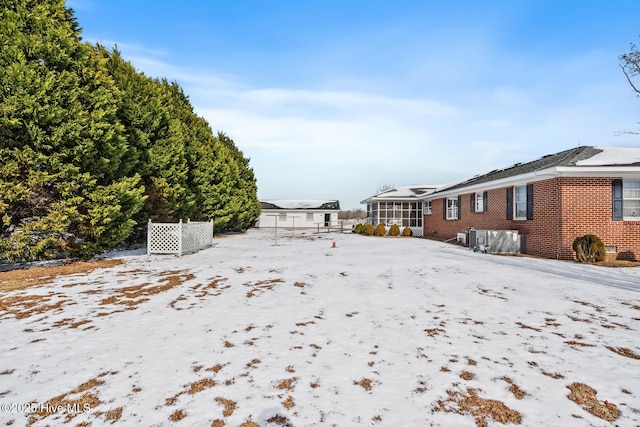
xmin=514 ymin=185 xmax=527 ymax=219
xmin=424 ymin=200 xmax=432 ymax=215
xmin=614 ymin=179 xmax=640 ymax=220
xmin=470 ymin=192 xmax=487 ymax=213
xmin=446 ymin=197 xmax=458 ymax=220
xmin=475 ymin=192 xmax=484 ymax=212
xmin=507 ymin=185 xmax=533 ymax=220
xmin=279 ymin=213 xmax=287 ymax=221
xmin=306 ymin=213 xmax=314 ymax=222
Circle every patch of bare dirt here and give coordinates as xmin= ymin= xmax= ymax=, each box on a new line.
xmin=567 ymin=382 xmax=620 ymax=422
xmin=0 ymin=259 xmax=123 ymax=292
xmin=432 ymin=387 xmax=522 ymax=427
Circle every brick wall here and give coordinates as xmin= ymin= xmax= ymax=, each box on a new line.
xmin=558 ymin=177 xmax=640 ymax=261
xmin=423 ymin=177 xmax=640 ymax=260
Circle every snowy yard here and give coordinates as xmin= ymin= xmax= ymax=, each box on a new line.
xmin=1 ymin=229 xmax=639 ymax=427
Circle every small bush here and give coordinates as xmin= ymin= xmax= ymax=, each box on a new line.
xmin=389 ymin=224 xmax=401 ymax=236
xmin=402 ymin=227 xmax=412 ymax=236
xmin=572 ymin=234 xmax=606 ymax=263
xmin=362 ymin=224 xmax=374 ymax=236
xmin=374 ymin=223 xmax=387 ymax=236
xmin=354 ymin=223 xmax=364 ymax=234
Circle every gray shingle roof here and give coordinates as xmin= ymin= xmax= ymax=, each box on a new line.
xmin=433 ymin=146 xmax=603 ymax=194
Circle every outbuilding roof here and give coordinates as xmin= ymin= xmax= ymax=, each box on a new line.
xmin=260 ymin=200 xmax=340 ymax=210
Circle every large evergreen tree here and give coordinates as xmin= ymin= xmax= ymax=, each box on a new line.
xmin=1 ymin=0 xmax=260 ymax=261
xmin=0 ymin=0 xmax=144 ymax=261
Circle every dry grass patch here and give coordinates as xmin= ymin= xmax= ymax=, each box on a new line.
xmin=27 ymin=371 xmax=115 ymax=425
xmin=215 ymin=397 xmax=237 ymax=417
xmin=282 ymin=395 xmax=295 ymax=410
xmin=541 ymin=371 xmax=564 ymax=379
xmin=605 ymin=346 xmax=640 ymax=360
xmin=564 ymin=340 xmax=595 ymax=347
xmin=354 ymin=378 xmax=374 ymax=391
xmin=267 ymin=414 xmax=295 ymax=426
xmin=515 ymin=321 xmax=541 ymax=332
xmin=170 ymin=409 xmax=186 ymax=421
xmin=460 ymin=371 xmax=475 ymax=381
xmin=239 ymin=417 xmax=260 ymax=427
xmin=1 ymin=292 xmax=71 ymax=320
xmin=501 ymin=377 xmax=527 ymax=400
xmin=277 ymin=378 xmax=297 ymax=391
xmin=0 ymin=259 xmax=123 ymax=292
xmin=99 ymin=271 xmax=194 ymax=313
xmin=567 ymin=382 xmax=620 ymax=422
xmin=245 ymin=278 xmax=284 ymax=298
xmin=166 ymin=378 xmax=216 ymax=406
xmin=433 ymin=387 xmax=522 ymax=427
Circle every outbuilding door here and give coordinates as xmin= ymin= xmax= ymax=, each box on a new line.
xmin=324 ymin=213 xmax=330 ymax=226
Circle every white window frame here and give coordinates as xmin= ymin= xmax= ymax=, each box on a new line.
xmin=279 ymin=213 xmax=287 ymax=221
xmin=514 ymin=185 xmax=527 ymax=220
xmin=306 ymin=213 xmax=314 ymax=222
xmin=475 ymin=192 xmax=484 ymax=213
xmin=424 ymin=200 xmax=432 ymax=215
xmin=446 ymin=197 xmax=458 ymax=220
xmin=623 ymin=180 xmax=640 ymax=220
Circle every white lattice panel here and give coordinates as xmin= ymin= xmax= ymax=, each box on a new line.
xmin=148 ymin=220 xmax=213 ymax=256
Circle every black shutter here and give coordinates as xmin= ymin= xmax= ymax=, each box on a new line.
xmin=443 ymin=198 xmax=447 ymax=220
xmin=526 ymin=184 xmax=534 ymax=220
xmin=612 ymin=179 xmax=623 ymax=221
xmin=470 ymin=193 xmax=475 ymax=212
xmin=506 ymin=188 xmax=513 ymax=220
xmin=483 ymin=191 xmax=488 ymax=212
xmin=457 ymin=196 xmax=462 ymax=219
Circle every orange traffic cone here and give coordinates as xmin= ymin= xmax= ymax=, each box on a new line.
xmin=332 ymin=241 xmax=336 ymax=248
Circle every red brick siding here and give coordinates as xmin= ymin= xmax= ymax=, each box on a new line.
xmin=423 ymin=177 xmax=640 ymax=260
xmin=559 ymin=177 xmax=640 ymax=261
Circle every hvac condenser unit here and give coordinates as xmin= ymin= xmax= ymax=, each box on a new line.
xmin=469 ymin=229 xmax=522 ymax=254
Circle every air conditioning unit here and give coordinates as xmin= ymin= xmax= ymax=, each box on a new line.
xmin=470 ymin=230 xmax=522 ymax=254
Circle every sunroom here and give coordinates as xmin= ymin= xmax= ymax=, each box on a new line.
xmin=360 ymin=185 xmax=439 ymax=236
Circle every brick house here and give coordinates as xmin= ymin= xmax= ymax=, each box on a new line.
xmin=421 ymin=146 xmax=640 ymax=260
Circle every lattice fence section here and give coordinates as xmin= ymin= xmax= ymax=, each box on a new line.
xmin=147 ymin=219 xmax=213 ymax=256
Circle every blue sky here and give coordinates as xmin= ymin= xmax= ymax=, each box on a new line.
xmin=69 ymin=0 xmax=640 ymax=209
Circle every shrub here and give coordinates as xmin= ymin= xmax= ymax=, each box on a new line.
xmin=402 ymin=227 xmax=413 ymax=236
xmin=572 ymin=234 xmax=606 ymax=263
xmin=374 ymin=223 xmax=387 ymax=236
xmin=389 ymin=224 xmax=401 ymax=236
xmin=354 ymin=223 xmax=364 ymax=234
xmin=362 ymin=224 xmax=374 ymax=236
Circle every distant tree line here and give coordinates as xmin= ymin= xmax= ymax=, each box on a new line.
xmin=0 ymin=0 xmax=260 ymax=262
xmin=338 ymin=209 xmax=367 ymax=220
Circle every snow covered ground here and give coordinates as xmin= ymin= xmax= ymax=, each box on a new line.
xmin=1 ymin=229 xmax=639 ymax=427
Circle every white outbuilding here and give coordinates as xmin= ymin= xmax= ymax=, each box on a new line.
xmin=256 ymin=200 xmax=340 ymax=230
